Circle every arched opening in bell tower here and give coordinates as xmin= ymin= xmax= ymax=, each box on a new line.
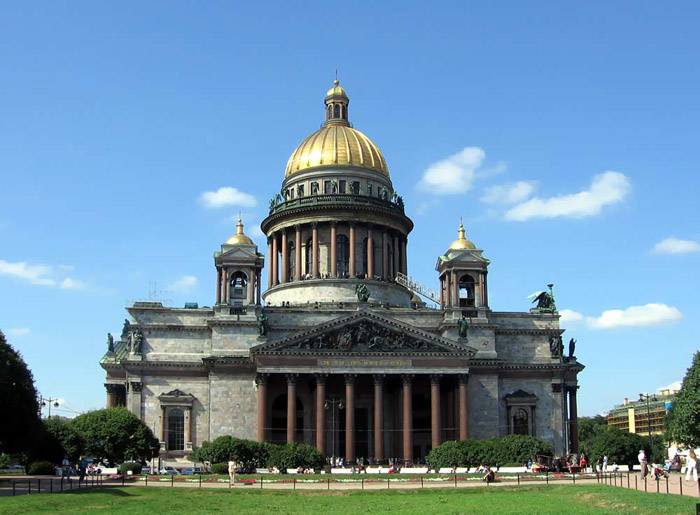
xmin=458 ymin=274 xmax=476 ymax=308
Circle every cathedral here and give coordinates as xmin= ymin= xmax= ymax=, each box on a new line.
xmin=100 ymin=81 xmax=583 ymax=466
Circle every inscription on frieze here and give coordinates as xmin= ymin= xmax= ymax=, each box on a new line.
xmin=318 ymin=358 xmax=412 ymax=368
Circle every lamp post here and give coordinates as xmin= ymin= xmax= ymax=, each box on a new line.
xmin=40 ymin=396 xmax=60 ymax=419
xmin=324 ymin=398 xmax=344 ymax=460
xmin=639 ymin=393 xmax=657 ymax=450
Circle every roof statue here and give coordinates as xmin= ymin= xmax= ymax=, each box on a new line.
xmin=528 ymin=283 xmax=557 ymax=313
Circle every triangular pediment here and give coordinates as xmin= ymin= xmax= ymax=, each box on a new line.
xmin=217 ymin=245 xmax=260 ymax=260
xmin=252 ymin=310 xmax=477 ymax=357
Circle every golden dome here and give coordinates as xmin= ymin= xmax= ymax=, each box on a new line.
xmin=226 ymin=216 xmax=254 ymax=245
xmin=285 ymin=80 xmax=389 ymax=178
xmin=326 ymin=79 xmax=348 ymax=99
xmin=449 ymin=221 xmax=476 ymax=250
xmin=285 ymin=125 xmax=389 ymax=177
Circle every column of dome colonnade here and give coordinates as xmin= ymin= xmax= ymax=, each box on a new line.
xmin=254 ymin=372 xmax=469 ymax=465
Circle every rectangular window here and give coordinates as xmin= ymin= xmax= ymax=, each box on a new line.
xmin=352 ymin=181 xmax=360 ymax=194
xmin=339 ymin=180 xmax=346 ymax=194
xmin=297 ymin=184 xmax=304 ymax=197
xmin=324 ymin=181 xmax=332 ymax=194
xmin=367 ymin=182 xmax=373 ymax=196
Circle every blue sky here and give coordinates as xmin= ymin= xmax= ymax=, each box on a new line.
xmin=1 ymin=1 xmax=698 ymax=418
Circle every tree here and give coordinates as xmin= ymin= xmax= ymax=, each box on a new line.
xmin=584 ymin=428 xmax=649 ymax=466
xmin=44 ymin=417 xmax=84 ymax=462
xmin=191 ymin=436 xmax=271 ymax=468
xmin=0 ymin=330 xmax=42 ymax=455
xmin=578 ymin=415 xmax=607 ymax=444
xmin=665 ymin=351 xmax=700 ymax=449
xmin=70 ymin=407 xmax=159 ymax=463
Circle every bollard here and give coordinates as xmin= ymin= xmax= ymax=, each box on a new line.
xmin=644 ymin=477 xmax=647 ymax=492
xmin=293 ymin=478 xmax=296 ymax=490
xmin=12 ymin=482 xmax=16 ymax=496
xmin=634 ymin=475 xmax=637 ymax=490
xmin=145 ymin=475 xmax=148 ymax=486
xmin=171 ymin=474 xmax=174 ymax=487
xmin=573 ymin=472 xmax=576 ymax=484
xmin=199 ymin=475 xmax=202 ymax=488
xmin=665 ymin=476 xmax=668 ymax=494
xmin=327 ymin=478 xmax=330 ymax=490
xmin=362 ymin=478 xmax=364 ymax=490
xmin=546 ymin=472 xmax=549 ymax=485
xmin=656 ymin=477 xmax=659 ymax=493
xmin=261 ymin=476 xmax=264 ymax=490
xmin=388 ymin=477 xmax=390 ymax=489
xmin=454 ymin=473 xmax=457 ymax=487
xmin=679 ymin=477 xmax=682 ymax=495
xmin=627 ymin=472 xmax=630 ymax=489
xmin=61 ymin=477 xmax=64 ymax=492
xmin=28 ymin=480 xmax=31 ymax=495
xmin=70 ymin=479 xmax=73 ymax=490
xmin=38 ymin=479 xmax=41 ymax=493
xmin=122 ymin=475 xmax=125 ymax=487
xmin=51 ymin=478 xmax=53 ymax=493
xmin=517 ymin=473 xmax=520 ymax=486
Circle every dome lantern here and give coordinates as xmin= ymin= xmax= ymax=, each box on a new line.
xmin=325 ymin=79 xmax=349 ymax=125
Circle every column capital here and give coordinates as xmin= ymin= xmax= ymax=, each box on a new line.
xmin=105 ymin=383 xmax=123 ymax=394
xmin=372 ymin=374 xmax=385 ymax=386
xmin=312 ymin=221 xmax=319 ymax=228
xmin=286 ymin=373 xmax=299 ymax=385
xmin=430 ymin=374 xmax=442 ymax=385
xmin=402 ymin=374 xmax=414 ymax=385
xmin=344 ymin=374 xmax=357 ymax=385
xmin=458 ymin=373 xmax=470 ymax=385
xmin=329 ymin=220 xmax=338 ymax=227
xmin=314 ymin=373 xmax=328 ymax=385
xmin=566 ymin=384 xmax=580 ymax=393
xmin=255 ymin=373 xmax=270 ymax=386
xmin=129 ymin=381 xmax=143 ymax=392
xmin=551 ymin=383 xmax=563 ymax=393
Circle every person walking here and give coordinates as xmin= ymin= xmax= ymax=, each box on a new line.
xmin=638 ymin=450 xmax=648 ymax=480
xmin=227 ymin=456 xmax=237 ymax=486
xmin=685 ymin=449 xmax=698 ymax=482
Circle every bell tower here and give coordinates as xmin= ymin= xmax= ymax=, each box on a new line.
xmin=436 ymin=221 xmax=490 ymax=318
xmin=214 ymin=216 xmax=265 ymax=313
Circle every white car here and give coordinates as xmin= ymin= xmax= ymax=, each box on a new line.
xmin=160 ymin=466 xmax=179 ymax=475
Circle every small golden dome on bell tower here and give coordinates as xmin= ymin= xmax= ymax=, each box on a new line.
xmin=449 ymin=219 xmax=476 ymax=250
xmin=324 ymin=79 xmax=350 ymax=125
xmin=225 ymin=215 xmax=254 ymax=245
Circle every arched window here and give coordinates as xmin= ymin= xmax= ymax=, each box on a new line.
xmin=334 ymin=104 xmax=340 ymax=118
xmin=458 ymin=274 xmax=476 ymax=307
xmin=229 ymin=271 xmax=247 ymax=303
xmin=362 ymin=237 xmax=368 ymax=278
xmin=336 ymin=234 xmax=349 ymax=277
xmin=167 ymin=409 xmax=185 ymax=451
xmin=327 ymin=105 xmax=332 ymax=120
xmin=288 ymin=242 xmax=295 ymax=281
xmin=305 ymin=237 xmax=313 ymax=277
xmin=512 ymin=408 xmax=529 ymax=436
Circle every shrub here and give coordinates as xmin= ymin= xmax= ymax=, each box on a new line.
xmin=210 ymin=462 xmax=229 ymax=475
xmin=266 ymin=443 xmax=324 ymax=471
xmin=192 ymin=437 xmax=274 ymax=469
xmin=426 ymin=436 xmax=553 ymax=470
xmin=27 ymin=461 xmax=54 ymax=475
xmin=119 ymin=461 xmax=143 ymax=475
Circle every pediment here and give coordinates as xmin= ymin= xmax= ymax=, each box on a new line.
xmin=218 ymin=245 xmax=259 ymax=260
xmin=252 ymin=310 xmax=477 ymax=357
xmin=437 ymin=249 xmax=490 ymax=268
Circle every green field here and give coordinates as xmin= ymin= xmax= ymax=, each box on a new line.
xmin=0 ymin=485 xmax=696 ymax=514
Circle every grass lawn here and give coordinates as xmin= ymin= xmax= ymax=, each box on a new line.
xmin=0 ymin=484 xmax=696 ymax=514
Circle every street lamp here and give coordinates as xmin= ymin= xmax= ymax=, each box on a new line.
xmin=324 ymin=398 xmax=344 ymax=460
xmin=639 ymin=393 xmax=658 ymax=450
xmin=40 ymin=396 xmax=60 ymax=419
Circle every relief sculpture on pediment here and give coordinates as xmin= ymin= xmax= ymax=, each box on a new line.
xmin=288 ymin=321 xmax=438 ymax=353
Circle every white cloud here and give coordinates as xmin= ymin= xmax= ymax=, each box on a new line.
xmin=481 ymin=181 xmax=537 ymax=205
xmin=653 ymin=237 xmax=700 ymax=255
xmin=200 ymin=187 xmax=257 ymax=208
xmin=6 ymin=328 xmax=30 ymax=336
xmin=559 ymin=303 xmax=682 ymax=330
xmin=417 ymin=147 xmax=485 ymax=194
xmin=169 ymin=275 xmax=198 ymax=292
xmin=559 ymin=309 xmax=584 ymax=324
xmin=0 ymin=260 xmax=56 ymax=286
xmin=60 ymin=277 xmax=87 ymax=290
xmin=504 ymin=171 xmax=631 ymax=221
xmin=249 ymin=224 xmax=265 ymax=239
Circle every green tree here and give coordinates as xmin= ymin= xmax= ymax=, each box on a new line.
xmin=0 ymin=330 xmax=42 ymax=455
xmin=70 ymin=407 xmax=159 ymax=463
xmin=578 ymin=415 xmax=608 ymax=444
xmin=665 ymin=351 xmax=700 ymax=449
xmin=44 ymin=417 xmax=84 ymax=462
xmin=585 ymin=428 xmax=649 ymax=465
xmin=191 ymin=436 xmax=271 ymax=468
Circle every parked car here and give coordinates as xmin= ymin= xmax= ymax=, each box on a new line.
xmin=182 ymin=467 xmax=207 ymax=475
xmin=3 ymin=465 xmax=25 ymax=473
xmin=159 ymin=466 xmax=179 ymax=475
xmin=142 ymin=466 xmax=151 ymax=475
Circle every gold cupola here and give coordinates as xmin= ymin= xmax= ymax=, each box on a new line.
xmin=225 ymin=216 xmax=254 ymax=245
xmin=284 ymin=80 xmax=389 ymax=178
xmin=449 ymin=220 xmax=476 ymax=251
